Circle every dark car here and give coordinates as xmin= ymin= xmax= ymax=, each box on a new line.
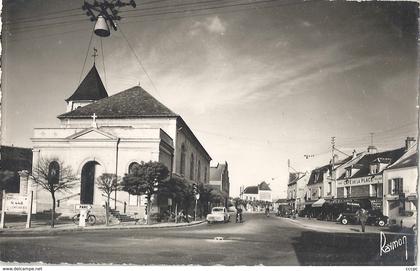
xmin=337 ymin=209 xmax=388 ymax=227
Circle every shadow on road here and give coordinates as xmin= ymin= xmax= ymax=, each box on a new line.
xmin=291 ymin=230 xmax=416 ymax=266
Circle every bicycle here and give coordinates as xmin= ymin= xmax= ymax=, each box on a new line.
xmin=72 ymin=211 xmax=96 ymax=226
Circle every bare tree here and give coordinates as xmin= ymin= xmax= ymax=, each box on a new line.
xmin=32 ymin=157 xmax=78 ymax=228
xmin=96 ymin=173 xmax=120 ymax=226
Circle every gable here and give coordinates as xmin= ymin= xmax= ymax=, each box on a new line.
xmin=67 ymin=129 xmax=117 ymax=140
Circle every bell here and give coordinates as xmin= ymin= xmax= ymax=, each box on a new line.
xmin=94 ymin=15 xmax=110 ymax=37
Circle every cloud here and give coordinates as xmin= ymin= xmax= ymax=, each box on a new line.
xmin=190 ymin=16 xmax=227 ymax=36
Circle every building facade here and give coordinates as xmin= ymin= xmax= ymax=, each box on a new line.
xmin=30 ymin=65 xmax=211 ymax=217
xmin=383 ymin=140 xmax=417 ymax=221
xmin=335 ymin=144 xmax=407 ymax=210
xmin=240 ymin=181 xmax=272 ymax=202
xmin=287 ymin=172 xmax=309 ymax=211
xmin=209 ymin=162 xmax=230 ymax=206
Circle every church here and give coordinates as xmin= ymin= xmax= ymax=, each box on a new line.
xmin=28 ymin=64 xmax=212 ymax=219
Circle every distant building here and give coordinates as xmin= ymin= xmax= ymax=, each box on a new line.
xmin=383 ymin=138 xmax=417 ymax=220
xmin=240 ymin=181 xmax=272 ymax=202
xmin=209 ymin=162 xmax=230 ymax=207
xmin=287 ymin=172 xmax=309 ymax=211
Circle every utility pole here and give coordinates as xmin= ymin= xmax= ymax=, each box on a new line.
xmin=331 ymin=137 xmax=336 ymax=197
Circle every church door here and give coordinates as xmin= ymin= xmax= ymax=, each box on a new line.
xmin=80 ymin=161 xmax=97 ymax=204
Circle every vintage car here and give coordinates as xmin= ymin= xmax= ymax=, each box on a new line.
xmin=337 ymin=209 xmax=388 ymax=227
xmin=206 ymin=207 xmax=230 ymax=224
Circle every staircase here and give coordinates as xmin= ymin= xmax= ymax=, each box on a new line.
xmin=109 ymin=209 xmax=139 ymax=223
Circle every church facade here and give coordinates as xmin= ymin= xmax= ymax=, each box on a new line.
xmin=30 ymin=65 xmax=212 ymax=217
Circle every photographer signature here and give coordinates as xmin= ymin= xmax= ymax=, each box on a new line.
xmin=380 ymin=231 xmax=408 ymax=260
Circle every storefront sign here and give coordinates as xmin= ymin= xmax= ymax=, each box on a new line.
xmin=370 ymin=199 xmax=383 ymax=210
xmin=337 ymin=175 xmax=382 ymax=187
xmin=5 ymin=194 xmax=29 ymax=213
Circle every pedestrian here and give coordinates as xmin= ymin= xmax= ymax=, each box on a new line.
xmin=356 ymin=208 xmax=368 ymax=233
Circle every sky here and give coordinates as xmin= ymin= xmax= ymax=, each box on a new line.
xmin=2 ymin=0 xmax=419 ymax=199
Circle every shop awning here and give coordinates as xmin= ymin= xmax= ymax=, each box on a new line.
xmin=312 ymin=198 xmax=326 ymax=208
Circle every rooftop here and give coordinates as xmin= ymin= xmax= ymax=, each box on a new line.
xmin=210 ymin=162 xmax=227 ymax=181
xmin=59 ymin=86 xmax=178 ymax=119
xmin=349 ymin=147 xmax=406 ymax=178
xmin=243 ymin=186 xmax=258 ymax=194
xmin=66 ymin=65 xmax=108 ymax=102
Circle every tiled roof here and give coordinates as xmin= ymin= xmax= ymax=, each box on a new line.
xmin=349 ymin=147 xmax=406 ymax=178
xmin=387 ymin=144 xmax=417 ymax=170
xmin=307 ymin=164 xmax=330 ymax=185
xmin=210 ymin=163 xmax=226 ymax=181
xmin=243 ymin=186 xmax=258 ymax=194
xmin=258 ymin=181 xmax=271 ymax=191
xmin=66 ymin=65 xmax=108 ymax=102
xmin=58 ymin=86 xmax=178 ymax=119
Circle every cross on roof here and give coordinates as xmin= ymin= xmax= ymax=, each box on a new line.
xmin=92 ymin=47 xmax=98 ymax=64
xmin=91 ymin=113 xmax=97 ymax=128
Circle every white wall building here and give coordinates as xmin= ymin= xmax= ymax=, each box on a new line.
xmin=29 ymin=65 xmax=211 ymax=218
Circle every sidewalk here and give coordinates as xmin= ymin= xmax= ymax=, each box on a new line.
xmin=278 ymin=216 xmax=387 ymax=234
xmin=0 ymin=220 xmax=206 ymax=235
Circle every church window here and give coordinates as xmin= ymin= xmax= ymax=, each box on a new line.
xmin=190 ymin=153 xmax=194 ymax=180
xmin=48 ymin=161 xmax=60 ymax=185
xmin=128 ymin=162 xmax=140 ymax=174
xmin=197 ymin=160 xmax=201 ymax=182
xmin=204 ymin=166 xmax=208 ymax=183
xmin=180 ymin=145 xmax=186 ymax=176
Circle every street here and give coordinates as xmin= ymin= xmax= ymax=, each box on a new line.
xmin=0 ymin=213 xmax=415 ymax=265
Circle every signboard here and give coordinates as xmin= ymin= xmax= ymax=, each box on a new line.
xmin=370 ymin=199 xmax=383 ymax=210
xmin=337 ymin=175 xmax=382 ymax=187
xmin=195 ymin=194 xmax=200 ymax=200
xmin=5 ymin=194 xmax=28 ymax=213
xmin=74 ymin=204 xmax=92 ymax=210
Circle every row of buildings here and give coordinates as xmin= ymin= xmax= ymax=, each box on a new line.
xmin=287 ymin=138 xmax=417 ymax=221
xmin=1 ymin=64 xmax=230 ymax=219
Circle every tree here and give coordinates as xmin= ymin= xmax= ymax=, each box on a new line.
xmin=96 ymin=173 xmax=120 ymax=226
xmin=31 ymin=157 xmax=78 ymax=228
xmin=159 ymin=175 xmax=192 ymax=222
xmin=121 ymin=161 xmax=169 ymax=225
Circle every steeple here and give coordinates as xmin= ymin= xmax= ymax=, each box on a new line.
xmin=66 ymin=64 xmax=108 ymax=112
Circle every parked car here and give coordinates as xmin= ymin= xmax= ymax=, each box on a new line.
xmin=206 ymin=207 xmax=230 ymax=224
xmin=388 ymin=210 xmax=417 ymax=232
xmin=337 ymin=209 xmax=388 ymax=227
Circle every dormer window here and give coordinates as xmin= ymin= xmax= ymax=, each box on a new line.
xmin=346 ymin=168 xmax=352 ymax=178
xmin=370 ymin=163 xmax=379 ymax=174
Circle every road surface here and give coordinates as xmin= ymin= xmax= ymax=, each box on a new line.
xmin=0 ymin=213 xmax=415 ymax=265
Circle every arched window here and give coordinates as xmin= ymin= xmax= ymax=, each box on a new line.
xmin=197 ymin=160 xmax=201 ymax=182
xmin=128 ymin=162 xmax=140 ymax=174
xmin=204 ymin=166 xmax=207 ymax=183
xmin=190 ymin=153 xmax=194 ymax=180
xmin=48 ymin=161 xmax=60 ymax=185
xmin=180 ymin=145 xmax=186 ymax=176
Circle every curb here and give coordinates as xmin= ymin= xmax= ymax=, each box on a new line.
xmin=0 ymin=220 xmax=206 ymax=235
xmin=277 ymin=216 xmax=415 ymax=236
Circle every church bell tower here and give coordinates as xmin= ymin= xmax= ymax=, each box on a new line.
xmin=65 ymin=63 xmax=108 ymax=112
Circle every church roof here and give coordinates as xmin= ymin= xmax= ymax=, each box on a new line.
xmin=58 ymin=86 xmax=178 ymax=119
xmin=66 ymin=65 xmax=109 ymax=102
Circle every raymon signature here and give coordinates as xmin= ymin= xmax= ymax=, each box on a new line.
xmin=380 ymin=231 xmax=408 ymax=260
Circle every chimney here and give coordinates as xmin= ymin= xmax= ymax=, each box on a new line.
xmin=405 ymin=137 xmax=416 ymax=150
xmin=367 ymin=145 xmax=377 ymax=154
xmin=352 ymin=149 xmax=357 ymax=159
